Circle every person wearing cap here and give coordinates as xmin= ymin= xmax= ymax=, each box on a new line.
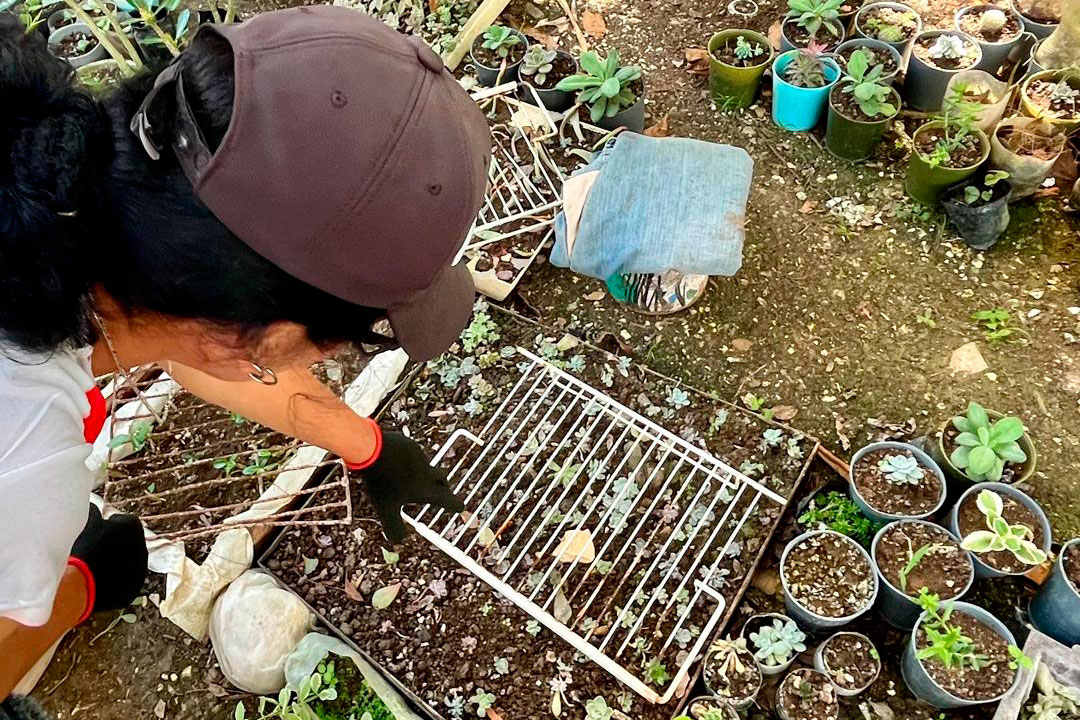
xmin=0 ymin=6 xmax=489 ymax=703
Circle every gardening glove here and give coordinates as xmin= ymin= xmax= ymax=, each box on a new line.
xmin=67 ymin=505 xmax=148 ymax=622
xmin=350 ymin=428 xmax=464 ymax=543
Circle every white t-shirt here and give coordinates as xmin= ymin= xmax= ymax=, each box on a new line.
xmin=0 ymin=347 xmax=96 ymax=626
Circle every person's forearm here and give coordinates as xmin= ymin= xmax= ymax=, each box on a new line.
xmin=0 ymin=566 xmax=87 ymax=699
xmin=165 ymin=363 xmax=378 ymax=465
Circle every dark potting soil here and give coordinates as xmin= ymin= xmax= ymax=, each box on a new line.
xmin=711 ymin=39 xmax=770 ymax=68
xmin=830 ymin=85 xmax=896 ymax=122
xmin=836 ymin=44 xmax=898 ymax=76
xmin=1025 ymin=79 xmax=1080 ymax=120
xmin=57 ymin=31 xmax=95 ymax=58
xmin=875 ymin=521 xmax=970 ymax=599
xmin=703 ymin=645 xmax=759 ymax=702
xmin=915 ymin=128 xmax=984 ymax=169
xmin=1065 ymin=543 xmax=1080 ymax=593
xmin=265 ymin=305 xmax=812 ymax=720
xmin=783 ymin=19 xmax=842 ymax=50
xmin=996 ymin=125 xmax=1063 ymax=160
xmin=784 ymin=533 xmax=874 ymax=618
xmin=471 ymin=35 xmax=525 ymax=69
xmin=957 ymin=491 xmax=1046 ymax=573
xmin=530 ymin=54 xmax=577 ymax=88
xmin=1014 ymin=0 xmax=1060 ymax=23
xmin=942 ymin=424 xmax=1025 ymax=483
xmin=857 ymin=7 xmax=919 ymax=42
xmin=957 ymin=7 xmax=1022 ymax=42
xmin=912 ymin=35 xmax=979 ymax=70
xmin=852 ymin=448 xmax=942 ymax=516
xmin=915 ymin=610 xmax=1015 ymax=701
xmin=821 ymin=633 xmax=879 ymax=691
xmin=778 ymin=669 xmax=838 ymax=720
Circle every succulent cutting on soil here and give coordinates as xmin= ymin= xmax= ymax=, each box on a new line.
xmin=56 ymin=30 xmax=96 ymax=57
xmin=1065 ymin=543 xmax=1080 ymax=593
xmin=528 ymin=53 xmax=577 ymax=88
xmin=471 ymin=33 xmax=525 ymax=67
xmin=915 ymin=127 xmax=984 ymax=168
xmin=852 ymin=448 xmax=942 ymax=516
xmin=858 ymin=7 xmax=919 ymax=41
xmin=784 ymin=532 xmax=875 ymax=618
xmin=912 ymin=34 xmax=979 ymax=70
xmin=957 ymin=491 xmax=1046 ymax=573
xmin=778 ymin=669 xmax=839 ymax=720
xmin=875 ymin=522 xmax=971 ymax=598
xmin=712 ymin=35 xmax=771 ymax=67
xmin=703 ymin=639 xmax=761 ymax=703
xmin=820 ymin=633 xmax=880 ymax=691
xmin=914 ymin=608 xmax=1015 ymax=701
xmin=957 ymin=6 xmax=1022 ymax=42
xmin=1025 ymin=78 xmax=1080 ymax=120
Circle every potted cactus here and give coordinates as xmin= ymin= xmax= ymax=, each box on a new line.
xmin=955 ymin=4 xmax=1025 ymax=73
xmin=853 ymin=2 xmax=922 ymax=53
xmin=739 ymin=613 xmax=806 ymax=676
xmin=905 ymin=90 xmax=990 ymax=206
xmin=941 ymin=170 xmax=1012 ymax=250
xmin=707 ymin=30 xmax=774 ymax=108
xmin=826 ymin=48 xmax=902 ymax=161
xmin=470 ymin=25 xmax=526 ymax=86
xmin=519 ymin=46 xmax=578 ymax=112
xmin=555 ymin=49 xmax=645 ymax=132
xmin=781 ymin=0 xmax=847 ymax=51
xmin=1021 ymin=70 xmax=1080 ymax=133
xmin=772 ymin=44 xmax=842 ymax=131
xmin=932 ymin=402 xmax=1036 ymax=485
xmin=951 ymin=485 xmax=1051 ymax=578
xmin=1030 ymin=538 xmax=1080 ymax=646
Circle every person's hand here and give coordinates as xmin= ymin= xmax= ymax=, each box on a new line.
xmin=356 ymin=432 xmax=464 ymax=543
xmin=68 ymin=505 xmax=148 ymax=619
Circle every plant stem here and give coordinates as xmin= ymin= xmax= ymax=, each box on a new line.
xmin=140 ymin=8 xmax=180 ymax=56
xmin=91 ymin=0 xmax=144 ymax=71
xmin=223 ymin=0 xmax=236 ymax=24
xmin=62 ymin=0 xmax=135 ymax=73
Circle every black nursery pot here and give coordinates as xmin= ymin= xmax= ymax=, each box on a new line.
xmin=593 ymin=79 xmax=647 ymax=133
xmin=521 ymin=51 xmax=578 ymax=112
xmin=470 ymin=29 xmax=527 ymax=86
xmin=942 ymin=179 xmax=1012 ymax=250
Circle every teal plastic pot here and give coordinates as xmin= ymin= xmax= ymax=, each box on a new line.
xmin=905 ymin=121 xmax=989 ymax=205
xmin=771 ymin=51 xmax=841 ymax=131
xmin=825 ymin=86 xmax=901 ymax=161
xmin=1029 ymin=538 xmax=1080 ymax=646
xmin=707 ymin=29 xmax=774 ymax=108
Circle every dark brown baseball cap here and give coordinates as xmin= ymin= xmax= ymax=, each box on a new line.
xmin=134 ymin=6 xmax=490 ymax=361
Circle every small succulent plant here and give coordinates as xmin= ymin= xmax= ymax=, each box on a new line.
xmin=928 ymin=34 xmax=966 ymax=60
xmin=840 ymin=48 xmax=896 ymax=118
xmin=787 ymin=0 xmax=844 ymax=36
xmin=960 ymin=489 xmax=1048 ymax=566
xmin=877 ymin=454 xmax=925 ymax=485
xmin=521 ymin=45 xmax=557 ymax=85
xmin=480 ymin=25 xmax=521 ymax=59
xmin=749 ymin=618 xmax=806 ymax=667
xmin=949 ymin=402 xmax=1027 ymax=482
xmin=782 ymin=45 xmax=828 ymax=88
xmin=555 ymin=49 xmax=642 ymax=123
xmin=734 ymin=34 xmax=766 ymax=60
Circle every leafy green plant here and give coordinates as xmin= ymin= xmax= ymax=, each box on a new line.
xmin=948 ymin=402 xmax=1027 ymax=481
xmin=877 ymin=454 xmax=925 ymax=486
xmin=108 ymin=419 xmax=153 ymax=452
xmin=233 ymin=666 xmax=339 ymax=720
xmin=840 ymin=48 xmax=897 ymax=118
xmin=734 ymin=34 xmax=766 ymax=60
xmin=922 ymin=86 xmax=982 ymax=169
xmin=960 ymin=489 xmax=1047 ymax=566
xmin=644 ymin=658 xmax=670 ymax=686
xmin=787 ymin=0 xmax=844 ymax=36
xmin=914 ymin=589 xmax=988 ymax=670
xmin=214 ymin=455 xmax=240 ymax=476
xmin=798 ymin=491 xmax=882 ymax=547
xmin=971 ymin=308 xmax=1020 ymax=344
xmin=898 ymin=542 xmax=947 ymax=592
xmin=749 ymin=618 xmax=806 ymax=667
xmin=17 ymin=0 xmax=54 ymax=33
xmin=521 ymin=45 xmax=557 ymax=85
xmin=555 ymin=50 xmax=642 ymax=123
xmin=782 ymin=45 xmax=828 ymax=88
xmin=242 ymin=449 xmax=278 ymax=476
xmin=864 ymin=15 xmax=906 ymax=42
xmin=962 ymin=170 xmax=1010 ymax=204
xmin=479 ymin=25 xmax=521 ymax=59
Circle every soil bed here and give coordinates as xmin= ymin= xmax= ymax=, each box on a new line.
xmin=821 ymin=633 xmax=878 ymax=691
xmin=783 ymin=18 xmax=842 ymax=49
xmin=915 ymin=128 xmax=984 ymax=168
xmin=265 ymin=306 xmax=812 ymax=720
xmin=711 ymin=38 xmax=770 ymax=67
xmin=471 ymin=35 xmax=526 ymax=68
xmin=703 ymin=644 xmax=759 ymax=701
xmin=778 ymin=669 xmax=838 ymax=720
xmin=836 ymin=44 xmax=898 ymax=76
xmin=912 ymin=35 xmax=979 ymax=70
xmin=915 ymin=610 xmax=1015 ymax=700
xmin=957 ymin=7 xmax=1022 ymax=42
xmin=875 ymin=522 xmax=970 ymax=598
xmin=529 ymin=54 xmax=577 ymax=87
xmin=56 ymin=31 xmax=95 ymax=58
xmin=784 ymin=533 xmax=874 ymax=618
xmin=1024 ymin=78 xmax=1080 ymax=121
xmin=1066 ymin=543 xmax=1080 ymax=592
xmin=957 ymin=491 xmax=1046 ymax=573
xmin=857 ymin=7 xmax=919 ymax=42
xmin=853 ymin=448 xmax=942 ymax=516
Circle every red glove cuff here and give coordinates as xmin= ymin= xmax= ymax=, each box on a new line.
xmin=345 ymin=418 xmax=383 ymax=471
xmin=66 ymin=556 xmax=95 ymax=625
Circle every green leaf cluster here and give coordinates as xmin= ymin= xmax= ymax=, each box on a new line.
xmin=961 ymin=170 xmax=1009 ymax=205
xmin=787 ymin=0 xmax=844 ymax=36
xmin=914 ymin=589 xmax=988 ymax=671
xmin=555 ymin=50 xmax=642 ymax=123
xmin=797 ymin=490 xmax=882 ymax=548
xmin=948 ymin=402 xmax=1027 ymax=481
xmin=959 ymin=489 xmax=1047 ymax=566
xmin=840 ymin=49 xmax=896 ymax=118
xmin=479 ymin=24 xmax=520 ymax=58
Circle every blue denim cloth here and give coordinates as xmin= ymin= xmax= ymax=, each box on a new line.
xmin=551 ymin=133 xmax=752 ymax=279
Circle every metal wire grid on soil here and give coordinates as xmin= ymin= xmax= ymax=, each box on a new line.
xmin=404 ymin=348 xmax=788 ymax=703
xmin=101 ymin=368 xmax=352 ymax=540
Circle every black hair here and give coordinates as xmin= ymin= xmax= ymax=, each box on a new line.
xmin=0 ymin=13 xmax=390 ymax=356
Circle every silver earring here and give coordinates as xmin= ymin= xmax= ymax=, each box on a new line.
xmin=248 ymin=363 xmax=278 ymax=385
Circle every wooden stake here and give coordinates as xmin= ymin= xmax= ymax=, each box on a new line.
xmin=441 ymin=0 xmax=513 ymax=70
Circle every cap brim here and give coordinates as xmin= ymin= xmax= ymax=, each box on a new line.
xmin=388 ymin=262 xmax=475 ymax=362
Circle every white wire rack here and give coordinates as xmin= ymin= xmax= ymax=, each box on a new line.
xmin=405 ymin=349 xmax=787 ymax=703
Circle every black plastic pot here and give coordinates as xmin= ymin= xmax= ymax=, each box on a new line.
xmin=591 ymin=79 xmax=646 ymax=133
xmin=520 ymin=50 xmax=577 ymax=112
xmin=469 ymin=29 xmax=527 ymax=87
xmin=825 ymin=85 xmax=901 ymax=161
xmin=942 ymin=178 xmax=1012 ymax=250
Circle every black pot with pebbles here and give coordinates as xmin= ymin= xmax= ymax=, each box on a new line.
xmin=470 ymin=25 xmax=527 ymax=86
xmin=848 ymin=441 xmax=947 ymax=523
xmin=812 ymin=631 xmax=880 ymax=697
xmin=777 ymin=668 xmax=839 ymax=720
xmin=871 ymin=519 xmax=974 ymax=629
xmin=780 ymin=530 xmax=878 ymax=631
xmin=702 ymin=638 xmax=762 ymax=709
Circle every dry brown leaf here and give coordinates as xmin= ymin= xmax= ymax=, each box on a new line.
xmin=751 ymin=567 xmax=780 ymax=595
xmin=553 ymin=529 xmax=596 ymax=562
xmin=772 ymin=405 xmax=798 ymax=421
xmin=731 ymin=338 xmax=753 ymax=352
xmin=799 ymin=200 xmax=818 ymax=214
xmin=643 ymin=114 xmax=670 ymax=137
xmin=767 ymin=20 xmax=782 ymax=50
xmin=584 ymin=290 xmax=606 ymax=301
xmin=581 ymin=9 xmax=606 ymax=39
xmin=486 ymin=710 xmax=505 ymax=720
xmin=684 ymin=47 xmax=710 ymax=76
xmin=344 ymin=576 xmax=363 ymax=602
xmin=834 ymin=414 xmax=851 ymax=451
xmin=523 ymin=26 xmax=559 ymax=49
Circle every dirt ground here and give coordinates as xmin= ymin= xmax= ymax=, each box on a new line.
xmin=31 ymin=0 xmax=1080 ymax=716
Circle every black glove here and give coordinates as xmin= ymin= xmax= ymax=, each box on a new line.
xmin=69 ymin=505 xmax=148 ymax=615
xmin=358 ymin=432 xmax=464 ymax=543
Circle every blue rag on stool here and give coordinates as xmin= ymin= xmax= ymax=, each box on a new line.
xmin=551 ymin=133 xmax=753 ymax=280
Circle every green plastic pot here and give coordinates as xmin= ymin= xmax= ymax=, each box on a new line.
xmin=707 ymin=29 xmax=774 ymax=108
xmin=825 ymin=85 xmax=901 ymax=161
xmin=904 ymin=121 xmax=989 ymax=205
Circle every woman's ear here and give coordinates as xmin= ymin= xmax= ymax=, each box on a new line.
xmin=252 ymin=321 xmax=326 ymax=369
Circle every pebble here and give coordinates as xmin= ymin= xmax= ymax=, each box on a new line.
xmin=323 ymin=547 xmax=337 ymax=559
xmin=267 ymin=559 xmax=280 ymax=570
xmin=339 ymin=622 xmax=353 ymax=635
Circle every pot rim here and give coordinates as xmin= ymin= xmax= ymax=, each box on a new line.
xmin=835 ymin=37 xmax=903 ymax=76
xmin=777 ymin=668 xmax=840 ymax=719
xmin=772 ymin=50 xmax=842 ymax=91
xmin=701 ymin=643 xmax=763 ymax=704
xmin=953 ymin=4 xmax=1025 ymax=46
xmin=469 ymin=28 xmax=528 ymax=71
xmin=909 ymin=600 xmax=1021 ymax=704
xmin=910 ymin=29 xmax=983 ymax=73
xmin=780 ymin=529 xmax=879 ymax=623
xmin=849 ymin=441 xmax=948 ymax=520
xmin=854 ymin=1 xmax=923 ymax=38
xmin=707 ymin=29 xmax=775 ymax=69
xmin=817 ymin=631 xmax=882 ymax=692
xmin=685 ymin=696 xmax=740 ymax=720
xmin=47 ymin=22 xmax=102 ymax=59
xmin=871 ymin=519 xmax=975 ymax=603
xmin=1021 ymin=70 xmax=1080 ymax=122
xmin=1009 ymin=0 xmax=1059 ymax=27
xmin=934 ymin=408 xmax=1037 ymax=482
xmin=912 ymin=121 xmax=990 ymax=169
xmin=1056 ymin=538 xmax=1080 ymax=599
xmin=829 ymin=85 xmax=902 ymax=123
xmin=950 ymin=480 xmax=1052 ymax=577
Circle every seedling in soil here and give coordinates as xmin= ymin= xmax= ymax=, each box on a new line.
xmin=962 ymin=171 xmax=1010 ymax=205
xmin=960 ymin=489 xmax=1047 ymax=566
xmin=878 ymin=454 xmax=925 ymax=486
xmin=213 ymin=455 xmax=239 ymax=476
xmin=798 ymin=491 xmax=881 ymax=547
xmin=749 ymin=618 xmax=806 ymax=666
xmin=521 ymin=45 xmax=557 ymax=85
xmin=666 ymin=387 xmax=690 ymax=409
xmin=480 ymin=25 xmax=520 ymax=58
xmin=949 ymin=403 xmax=1028 ymax=481
xmin=242 ymin=449 xmax=278 ymax=476
xmin=445 ymin=692 xmax=466 ymax=719
xmin=916 ymin=311 xmax=936 ymax=328
xmin=644 ymin=658 xmax=670 ymax=686
xmin=525 ymin=619 xmax=541 ymax=636
xmin=469 ymin=689 xmax=496 ymax=716
xmin=380 ymin=547 xmax=400 ymax=565
xmin=109 ymin=419 xmax=153 ymax=453
xmin=839 ymin=49 xmax=896 ymax=118
xmin=1008 ymin=645 xmax=1034 ymax=671
xmin=915 ymin=589 xmax=988 ymax=670
xmin=899 ymin=542 xmax=949 ymax=592
xmin=230 ymin=413 xmax=247 ymax=425
xmin=1028 ymin=662 xmax=1080 ymax=719
xmin=923 ymin=87 xmax=981 ymax=169
xmin=763 ymin=428 xmax=785 ymax=447
xmin=555 ymin=50 xmax=643 ymax=123
xmin=788 ymin=0 xmax=844 ymax=36
xmin=971 ymin=308 xmax=1025 ymax=345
